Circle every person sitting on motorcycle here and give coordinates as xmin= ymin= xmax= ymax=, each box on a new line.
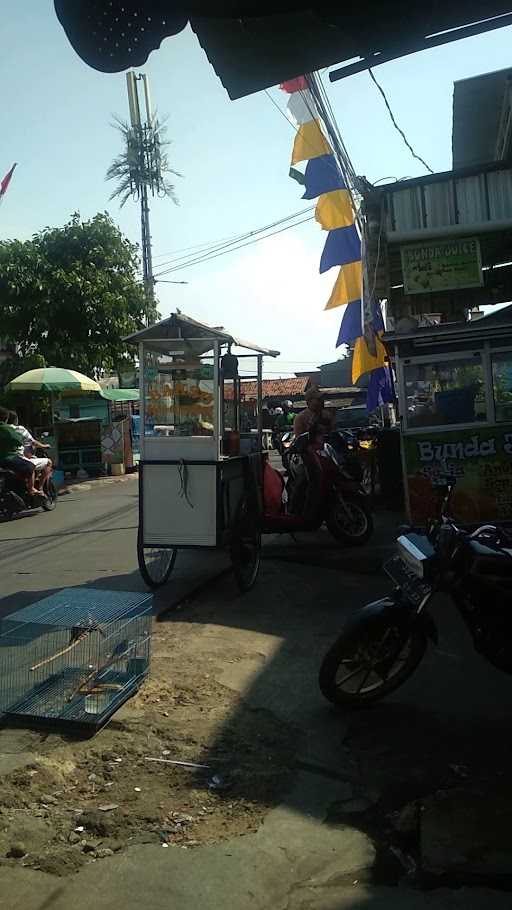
xmin=0 ymin=406 xmax=41 ymax=496
xmin=8 ymin=412 xmax=52 ymax=489
xmin=293 ymin=387 xmax=334 ymax=439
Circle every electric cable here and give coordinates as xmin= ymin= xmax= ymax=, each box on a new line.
xmin=368 ymin=68 xmax=434 ymax=174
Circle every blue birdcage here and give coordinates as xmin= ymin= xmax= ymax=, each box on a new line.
xmin=0 ymin=588 xmax=152 ymax=732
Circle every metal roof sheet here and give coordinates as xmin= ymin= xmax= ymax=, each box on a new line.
xmin=125 ymin=312 xmax=279 ymax=357
xmin=452 ymin=67 xmax=512 ymax=169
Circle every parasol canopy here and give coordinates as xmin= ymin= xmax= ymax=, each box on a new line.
xmin=6 ymin=367 xmax=101 ymax=393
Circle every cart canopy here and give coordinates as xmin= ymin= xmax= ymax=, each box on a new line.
xmin=125 ymin=312 xmax=279 ymax=358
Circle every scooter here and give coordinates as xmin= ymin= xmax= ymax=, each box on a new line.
xmin=319 ymin=475 xmax=512 ymax=707
xmin=0 ymin=463 xmax=57 ymax=519
xmin=262 ymin=429 xmax=373 ymax=545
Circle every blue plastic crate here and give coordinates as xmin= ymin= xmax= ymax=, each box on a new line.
xmin=0 ymin=588 xmax=153 ymax=732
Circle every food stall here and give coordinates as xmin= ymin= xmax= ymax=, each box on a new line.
xmin=126 ymin=312 xmax=279 ymax=591
xmin=387 ymin=305 xmax=512 ymax=525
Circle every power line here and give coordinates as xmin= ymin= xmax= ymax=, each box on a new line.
xmin=153 ymin=205 xmax=314 ymax=273
xmin=368 ymin=69 xmax=434 ymax=175
xmin=154 ymin=213 xmax=314 ymax=277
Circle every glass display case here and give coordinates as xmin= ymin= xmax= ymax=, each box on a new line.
xmin=388 ymin=309 xmax=512 ymax=525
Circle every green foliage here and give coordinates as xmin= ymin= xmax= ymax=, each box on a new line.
xmin=0 ymin=213 xmax=157 ymax=381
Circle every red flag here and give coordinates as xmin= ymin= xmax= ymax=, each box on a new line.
xmin=0 ymin=163 xmax=17 ymax=198
xmin=280 ymin=76 xmax=307 ymax=93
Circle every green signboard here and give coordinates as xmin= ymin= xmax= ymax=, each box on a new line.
xmin=401 ymin=237 xmax=483 ymax=295
xmin=403 ymin=426 xmax=512 ymax=525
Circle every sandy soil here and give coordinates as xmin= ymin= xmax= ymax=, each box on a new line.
xmin=0 ymin=619 xmax=296 ymax=876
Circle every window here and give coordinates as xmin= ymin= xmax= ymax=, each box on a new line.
xmin=404 ymin=355 xmax=487 ymax=429
xmin=143 ymin=351 xmax=215 ymax=437
xmin=492 ymin=351 xmax=512 ymax=423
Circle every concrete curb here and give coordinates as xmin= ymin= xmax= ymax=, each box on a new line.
xmin=59 ymin=473 xmax=138 ymax=495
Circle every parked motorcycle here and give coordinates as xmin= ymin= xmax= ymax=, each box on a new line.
xmin=0 ymin=464 xmax=57 ymax=519
xmin=263 ymin=429 xmax=373 ymax=545
xmin=319 ymin=475 xmax=512 ymax=706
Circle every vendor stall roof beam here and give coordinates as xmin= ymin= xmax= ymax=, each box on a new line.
xmin=125 ymin=311 xmax=279 ymax=357
xmin=53 ymin=2 xmax=512 ymax=99
xmin=385 ymin=303 xmax=512 ymax=344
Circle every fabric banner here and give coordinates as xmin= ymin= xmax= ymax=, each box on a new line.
xmin=291 ymin=119 xmax=332 ymax=165
xmin=280 ymin=76 xmax=308 ymax=93
xmin=287 ymin=90 xmax=317 ymax=126
xmin=336 ymin=297 xmax=384 ymax=343
xmin=325 ymin=262 xmax=362 ymax=312
xmin=302 ymin=154 xmax=345 ymax=199
xmin=315 ymin=189 xmax=354 ymax=230
xmin=366 ymin=366 xmax=394 ymax=412
xmin=352 ymin=334 xmax=387 ymax=384
xmin=319 ymin=224 xmax=361 ymax=273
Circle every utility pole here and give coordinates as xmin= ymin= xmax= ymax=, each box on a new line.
xmin=108 ymin=73 xmax=179 ymax=325
xmin=126 ymin=72 xmax=156 ymax=324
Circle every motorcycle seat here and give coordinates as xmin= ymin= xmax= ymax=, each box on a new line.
xmin=469 ymin=539 xmax=512 ymax=579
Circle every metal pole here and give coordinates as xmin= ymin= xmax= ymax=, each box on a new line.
xmin=140 ymin=180 xmax=154 ymax=325
xmin=257 ymin=355 xmax=263 ymax=452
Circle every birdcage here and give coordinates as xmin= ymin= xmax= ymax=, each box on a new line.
xmin=0 ymin=588 xmax=152 ymax=732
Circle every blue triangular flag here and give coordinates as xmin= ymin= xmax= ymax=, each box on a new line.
xmin=337 ymin=300 xmax=362 ymax=346
xmin=366 ymin=366 xmax=394 ymax=412
xmin=302 ymin=154 xmax=345 ymax=200
xmin=337 ymin=299 xmax=385 ymax=347
xmin=320 ymin=225 xmax=361 ymax=274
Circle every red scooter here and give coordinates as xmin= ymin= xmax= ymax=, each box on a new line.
xmin=262 ymin=430 xmax=373 ymax=545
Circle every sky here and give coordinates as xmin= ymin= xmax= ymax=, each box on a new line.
xmin=2 ymin=5 xmax=512 ymax=376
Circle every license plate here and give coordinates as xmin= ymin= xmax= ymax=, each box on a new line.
xmin=384 ymin=555 xmax=432 ymax=606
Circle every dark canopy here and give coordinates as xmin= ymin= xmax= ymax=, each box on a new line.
xmin=54 ymin=2 xmax=512 ymax=98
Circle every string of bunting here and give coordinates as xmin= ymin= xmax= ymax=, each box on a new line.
xmin=280 ymin=77 xmax=394 ymax=411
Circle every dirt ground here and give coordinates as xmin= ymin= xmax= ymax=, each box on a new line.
xmin=0 ymin=618 xmax=296 ymax=877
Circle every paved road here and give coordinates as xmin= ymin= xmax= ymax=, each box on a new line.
xmin=0 ymin=478 xmax=228 ymax=620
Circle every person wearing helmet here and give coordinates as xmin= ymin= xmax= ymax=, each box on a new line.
xmin=293 ymin=387 xmax=334 ymax=438
xmin=274 ymin=401 xmax=295 ymax=433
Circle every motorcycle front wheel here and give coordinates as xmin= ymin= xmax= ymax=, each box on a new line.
xmin=41 ymin=479 xmax=58 ymax=511
xmin=319 ymin=622 xmax=427 ymax=706
xmin=327 ymin=497 xmax=373 ymax=545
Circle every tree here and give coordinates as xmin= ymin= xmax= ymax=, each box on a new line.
xmin=0 ymin=212 xmax=157 ymax=380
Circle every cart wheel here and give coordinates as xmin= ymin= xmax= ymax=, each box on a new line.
xmin=230 ymin=497 xmax=261 ymax=593
xmin=137 ymin=530 xmax=177 ymax=590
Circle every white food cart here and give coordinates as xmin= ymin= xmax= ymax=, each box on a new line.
xmin=126 ymin=313 xmax=279 ymax=591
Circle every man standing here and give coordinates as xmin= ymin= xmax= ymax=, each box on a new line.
xmin=0 ymin=407 xmax=40 ymax=495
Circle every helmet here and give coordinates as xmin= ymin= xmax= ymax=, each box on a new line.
xmin=283 ymin=400 xmax=293 ymax=408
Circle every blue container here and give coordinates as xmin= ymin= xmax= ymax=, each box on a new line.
xmin=52 ymin=469 xmax=65 ymax=489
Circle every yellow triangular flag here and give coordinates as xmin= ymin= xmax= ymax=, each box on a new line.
xmin=352 ymin=334 xmax=387 ymax=384
xmin=291 ymin=119 xmax=332 ymax=165
xmin=324 ymin=262 xmax=362 ymax=311
xmin=316 ymin=189 xmax=354 ymax=230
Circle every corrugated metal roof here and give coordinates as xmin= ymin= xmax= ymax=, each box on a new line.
xmin=453 ymin=67 xmax=512 ymax=168
xmin=385 ymin=166 xmax=512 ymax=237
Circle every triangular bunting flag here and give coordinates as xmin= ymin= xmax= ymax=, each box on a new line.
xmin=319 ymin=224 xmax=361 ymax=273
xmin=315 ymin=189 xmax=354 ymax=230
xmin=291 ymin=120 xmax=332 ymax=165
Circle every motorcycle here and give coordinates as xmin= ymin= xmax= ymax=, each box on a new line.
xmin=263 ymin=428 xmax=373 ymax=545
xmin=319 ymin=475 xmax=512 ymax=706
xmin=0 ymin=462 xmax=57 ymax=519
